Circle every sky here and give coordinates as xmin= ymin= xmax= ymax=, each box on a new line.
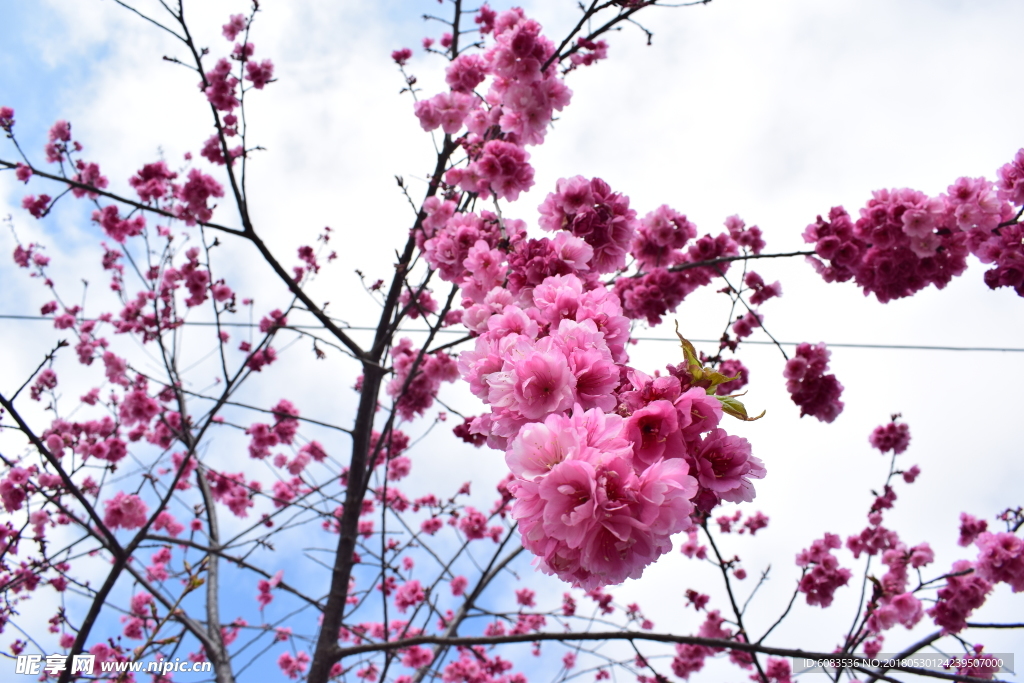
xmin=1 ymin=0 xmax=1022 ymax=680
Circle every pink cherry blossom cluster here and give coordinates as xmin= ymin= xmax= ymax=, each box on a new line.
xmin=954 ymin=647 xmax=1004 ymax=680
xmin=806 ymin=155 xmax=1024 ymax=299
xmin=669 ymin=610 xmax=760 ymax=680
xmin=868 ymin=418 xmax=911 ymax=454
xmin=615 ymin=218 xmax=757 ymax=326
xmin=16 ymin=140 xmax=228 ymax=232
xmin=429 ymin=177 xmax=765 ymax=588
xmin=863 ymin=542 xmax=931 ymax=633
xmin=973 ymin=530 xmax=1024 ymax=592
xmin=782 ymin=342 xmax=844 ymax=423
xmin=386 ymin=338 xmax=459 ymax=421
xmin=0 ymin=105 xmax=14 ymax=132
xmin=394 ymin=9 xmax=784 ymax=591
xmin=507 ymin=407 xmax=698 ymax=589
xmin=795 ymin=533 xmax=852 ymax=608
xmin=5 ymin=1 xmax=1024 ymax=679
xmin=408 ymin=7 xmax=578 ymax=203
xmin=927 ymin=559 xmax=992 ymax=634
xmin=537 ymin=176 xmax=637 ymax=273
xmin=419 ymin=204 xmax=507 ymax=283
xmin=103 ymin=491 xmax=149 ymax=530
xmin=245 ymin=399 xmax=300 ymax=459
xmin=796 ymin=422 xmax=1024 ymax=654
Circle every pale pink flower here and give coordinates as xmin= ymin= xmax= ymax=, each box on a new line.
xmin=486 ymin=305 xmax=538 ymax=340
xmin=103 ymin=491 xmax=149 ymax=530
xmin=506 ymin=413 xmax=580 ymax=479
xmin=566 ymin=346 xmax=619 ymax=412
xmin=635 ymin=458 xmax=697 ymax=540
xmin=506 ymin=338 xmax=576 ymax=420
xmin=413 ymin=91 xmax=478 ymax=134
xmin=536 ymin=459 xmax=599 ymax=549
xmin=531 ymin=274 xmax=583 ymax=325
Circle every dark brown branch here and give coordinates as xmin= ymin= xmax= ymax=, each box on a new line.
xmin=669 ymin=250 xmax=816 ymax=274
xmin=0 ymin=393 xmax=120 ymax=550
xmin=702 ymin=521 xmax=768 ymax=682
xmin=0 ymin=158 xmax=246 ymax=237
xmin=167 ymin=11 xmax=366 ymax=363
xmin=756 ymin=570 xmax=804 ymax=644
xmin=862 ymin=631 xmax=943 ymax=683
xmin=714 ymin=266 xmax=789 ymax=361
xmin=542 ymin=0 xmax=600 ymax=73
xmin=306 ymin=135 xmax=459 ymax=683
xmin=108 ymin=0 xmax=185 ymax=40
xmin=334 ymin=631 xmax=1008 ymax=683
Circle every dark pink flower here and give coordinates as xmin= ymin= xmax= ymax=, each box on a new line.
xmin=129 ymin=161 xmax=177 ymax=202
xmin=869 ymin=420 xmax=911 ymax=454
xmin=22 ymin=194 xmax=51 ymax=219
xmin=175 ymin=169 xmax=224 ymax=225
xmin=689 ymin=429 xmax=764 ymax=504
xmin=796 ymin=533 xmax=852 ymax=607
xmin=391 ymin=48 xmax=413 ymax=66
xmin=974 ymin=531 xmax=1024 ymax=592
xmin=784 ymin=342 xmax=844 ymax=423
xmin=959 ymin=513 xmax=988 ymax=547
xmin=222 ymin=14 xmax=246 ymax=41
xmin=71 ymin=160 xmax=108 ymax=198
xmin=927 ymin=560 xmax=992 ymax=633
xmin=203 ymin=58 xmax=239 ymax=112
xmin=996 ymin=148 xmax=1024 ymax=207
xmin=0 ymin=106 xmax=14 ymax=131
xmin=245 ymin=59 xmax=274 ymax=89
xmin=277 ymin=651 xmax=310 ymax=680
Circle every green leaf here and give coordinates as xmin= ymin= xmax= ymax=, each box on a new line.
xmin=717 ymin=395 xmax=766 ymax=422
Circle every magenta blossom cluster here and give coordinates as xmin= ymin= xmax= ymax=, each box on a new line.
xmin=783 ymin=342 xmax=844 ymax=423
xmin=670 ymin=610 xmax=755 ymax=680
xmin=508 ymin=406 xmax=698 ymax=589
xmin=411 ymin=7 xmax=576 ymax=202
xmin=973 ymin=531 xmax=1024 ymax=592
xmin=537 ymin=176 xmax=637 ymax=273
xmin=863 ymin=541 xmax=933 ymax=633
xmin=795 ymin=533 xmax=852 ymax=608
xmin=386 ymin=337 xmax=459 ymax=421
xmin=399 ymin=8 xmax=774 ymax=589
xmin=806 ymin=154 xmax=1024 ymax=300
xmin=421 ymin=176 xmax=766 ymax=591
xmin=869 ymin=419 xmax=911 ymax=454
xmin=913 ymin=528 xmax=1024 ymax=633
xmin=9 ymin=112 xmax=224 ymax=232
xmin=927 ymin=559 xmax=992 ymax=634
xmin=614 ymin=215 xmax=769 ymax=326
xmin=439 ymin=196 xmax=764 ymax=587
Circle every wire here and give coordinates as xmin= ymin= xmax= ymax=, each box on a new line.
xmin=2 ymin=315 xmax=1022 ymax=353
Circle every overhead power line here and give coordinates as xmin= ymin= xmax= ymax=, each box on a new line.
xmin=1 ymin=315 xmax=1022 ymax=353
